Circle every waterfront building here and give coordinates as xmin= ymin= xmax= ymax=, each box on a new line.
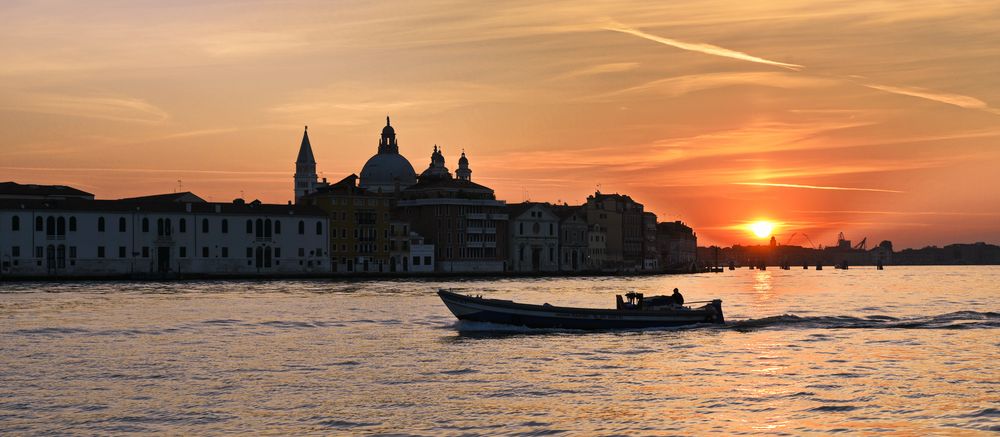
xmin=507 ymin=202 xmax=560 ymax=272
xmin=0 ymin=185 xmax=329 ymax=277
xmin=643 ymin=211 xmax=659 ymax=271
xmin=302 ymin=174 xmax=395 ymax=273
xmin=584 ymin=192 xmax=645 ymax=271
xmin=656 ymin=221 xmax=697 ymax=269
xmin=396 ymin=147 xmax=508 ymax=272
xmin=586 ymin=223 xmax=608 ymax=270
xmin=552 ymin=205 xmax=588 ymax=272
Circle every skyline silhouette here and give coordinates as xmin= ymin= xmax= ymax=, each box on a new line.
xmin=1 ymin=1 xmax=998 ymax=248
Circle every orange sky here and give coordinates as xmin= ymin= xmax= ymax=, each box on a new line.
xmin=2 ymin=1 xmax=999 ymax=248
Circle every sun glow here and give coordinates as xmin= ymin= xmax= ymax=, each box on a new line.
xmin=749 ymin=221 xmax=776 ymax=238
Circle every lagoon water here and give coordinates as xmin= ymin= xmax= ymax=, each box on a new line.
xmin=1 ymin=266 xmax=998 ymax=435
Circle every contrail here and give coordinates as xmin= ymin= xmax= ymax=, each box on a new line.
xmin=604 ymin=24 xmax=803 ymax=71
xmin=735 ymin=182 xmax=904 ymax=193
xmin=605 ymin=23 xmax=1000 ymax=116
xmin=863 ymin=83 xmax=1000 ymax=115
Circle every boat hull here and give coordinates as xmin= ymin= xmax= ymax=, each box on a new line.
xmin=438 ymin=290 xmax=723 ymax=330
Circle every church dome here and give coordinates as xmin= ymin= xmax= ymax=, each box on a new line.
xmin=359 ymin=150 xmax=417 ymax=192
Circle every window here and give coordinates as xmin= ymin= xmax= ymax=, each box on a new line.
xmin=202 ymin=247 xmax=209 ymax=258
xmin=119 ymin=246 xmax=126 ymax=258
xmin=549 ymin=247 xmax=554 ymax=262
xmin=119 ymin=217 xmax=127 ymax=232
xmin=246 ymin=219 xmax=253 ymax=233
xmin=142 ymin=247 xmax=149 ymax=258
xmin=179 ymin=218 xmax=187 ymax=233
xmin=424 ymin=256 xmax=431 ymax=265
xmin=221 ymin=247 xmax=229 ymax=258
xmin=519 ymin=223 xmax=524 ymax=235
xmin=142 ymin=218 xmax=149 ymax=232
xmin=97 ymin=246 xmax=106 ymax=258
xmin=549 ymin=223 xmax=554 ymax=236
xmin=98 ymin=217 xmax=105 ymax=232
xmin=56 ymin=217 xmax=65 ymax=235
xmin=69 ymin=247 xmax=77 ymax=258
xmin=533 ymin=223 xmax=540 ymax=234
xmin=11 ymin=215 xmax=19 ymax=231
xmin=36 ymin=246 xmax=43 ymax=258
xmin=298 ymin=220 xmax=305 ymax=234
xmin=179 ymin=247 xmax=187 ymax=258
xmin=222 ymin=219 xmax=229 ymax=233
xmin=274 ymin=248 xmax=281 ymax=258
xmin=316 ymin=221 xmax=322 ymax=235
xmin=36 ymin=216 xmax=43 ymax=231
xmin=202 ymin=219 xmax=209 ymax=233
xmin=246 ymin=247 xmax=253 ymax=258
xmin=69 ymin=217 xmax=76 ymax=232
xmin=12 ymin=246 xmax=20 ymax=257
xmin=413 ymin=256 xmax=420 ymax=265
xmin=274 ymin=220 xmax=281 ymax=234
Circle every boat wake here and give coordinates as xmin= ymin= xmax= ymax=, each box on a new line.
xmin=728 ymin=311 xmax=1000 ymax=331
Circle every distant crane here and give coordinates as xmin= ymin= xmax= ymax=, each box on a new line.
xmin=853 ymin=237 xmax=868 ymax=251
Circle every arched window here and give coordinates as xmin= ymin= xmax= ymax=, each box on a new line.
xmin=68 ymin=216 xmax=76 ymax=232
xmin=56 ymin=217 xmax=65 ymax=236
xmin=97 ymin=216 xmax=105 ymax=232
xmin=246 ymin=219 xmax=253 ymax=234
xmin=264 ymin=219 xmax=272 ymax=238
xmin=532 ymin=222 xmax=540 ymax=234
xmin=202 ymin=218 xmax=209 ymax=233
xmin=274 ymin=220 xmax=281 ymax=234
xmin=36 ymin=216 xmax=43 ymax=231
xmin=157 ymin=218 xmax=164 ymax=236
xmin=222 ymin=219 xmax=229 ymax=233
xmin=165 ymin=218 xmax=172 ymax=236
xmin=119 ymin=217 xmax=127 ymax=232
xmin=255 ymin=219 xmax=263 ymax=238
xmin=298 ymin=220 xmax=305 ymax=235
xmin=11 ymin=215 xmax=19 ymax=231
xmin=315 ymin=221 xmax=322 ymax=235
xmin=179 ymin=218 xmax=186 ymax=233
xmin=549 ymin=223 xmax=553 ymax=236
xmin=142 ymin=218 xmax=149 ymax=233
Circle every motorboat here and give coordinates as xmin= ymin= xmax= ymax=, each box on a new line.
xmin=438 ymin=289 xmax=724 ymax=330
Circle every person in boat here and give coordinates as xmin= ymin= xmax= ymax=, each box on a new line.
xmin=671 ymin=288 xmax=684 ymax=306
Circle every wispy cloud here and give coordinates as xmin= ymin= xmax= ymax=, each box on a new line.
xmin=863 ymin=83 xmax=1000 ymax=115
xmin=603 ymin=23 xmax=804 ymax=70
xmin=734 ymin=182 xmax=904 ymax=193
xmin=560 ymin=62 xmax=640 ymax=78
xmin=0 ymin=92 xmax=169 ymax=123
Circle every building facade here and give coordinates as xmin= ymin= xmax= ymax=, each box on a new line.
xmin=656 ymin=221 xmax=697 ymax=269
xmin=553 ymin=205 xmax=588 ymax=272
xmin=302 ymin=175 xmax=396 ymax=273
xmin=643 ymin=211 xmax=659 ymax=271
xmin=0 ymin=188 xmax=329 ymax=278
xmin=584 ymin=192 xmax=645 ymax=271
xmin=507 ymin=202 xmax=560 ymax=272
xmin=587 ymin=223 xmax=608 ymax=270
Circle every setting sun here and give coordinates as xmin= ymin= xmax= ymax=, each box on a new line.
xmin=749 ymin=221 xmax=776 ymax=239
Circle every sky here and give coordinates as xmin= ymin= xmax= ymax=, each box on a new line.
xmin=2 ymin=0 xmax=999 ymax=248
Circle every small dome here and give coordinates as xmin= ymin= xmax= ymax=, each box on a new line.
xmin=359 ymin=153 xmax=416 ymax=192
xmin=382 ymin=124 xmax=395 ymax=136
xmin=458 ymin=151 xmax=469 ymax=166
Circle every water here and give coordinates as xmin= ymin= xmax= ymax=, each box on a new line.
xmin=1 ymin=266 xmax=998 ymax=435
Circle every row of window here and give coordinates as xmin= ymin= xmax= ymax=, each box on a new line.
xmin=518 ymin=221 xmax=555 ymax=236
xmin=7 ymin=215 xmax=323 ymax=236
xmin=7 ymin=245 xmax=324 ymax=259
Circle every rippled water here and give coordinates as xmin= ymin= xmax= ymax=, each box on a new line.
xmin=1 ymin=267 xmax=998 ymax=435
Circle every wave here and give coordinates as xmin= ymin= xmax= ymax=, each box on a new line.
xmin=729 ymin=311 xmax=1000 ymax=331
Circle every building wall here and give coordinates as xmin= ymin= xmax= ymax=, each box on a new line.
xmin=587 ymin=224 xmax=608 ymax=270
xmin=397 ymin=199 xmax=508 ymax=273
xmin=508 ymin=204 xmax=560 ymax=272
xmin=310 ymin=191 xmax=394 ymax=273
xmin=0 ymin=208 xmax=328 ymax=277
xmin=558 ymin=211 xmax=588 ymax=272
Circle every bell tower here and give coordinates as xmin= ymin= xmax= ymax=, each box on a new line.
xmin=294 ymin=125 xmax=318 ymax=202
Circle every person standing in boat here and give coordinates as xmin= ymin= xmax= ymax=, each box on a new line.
xmin=671 ymin=288 xmax=684 ymax=306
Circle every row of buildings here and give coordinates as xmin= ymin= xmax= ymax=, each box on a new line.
xmin=0 ymin=118 xmax=696 ymax=278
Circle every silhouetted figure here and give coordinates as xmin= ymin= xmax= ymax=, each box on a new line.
xmin=671 ymin=288 xmax=684 ymax=306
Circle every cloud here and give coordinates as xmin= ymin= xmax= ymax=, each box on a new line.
xmin=603 ymin=23 xmax=804 ymax=70
xmin=0 ymin=92 xmax=169 ymax=123
xmin=863 ymin=83 xmax=1000 ymax=115
xmin=733 ymin=182 xmax=904 ymax=193
xmin=560 ymin=62 xmax=640 ymax=78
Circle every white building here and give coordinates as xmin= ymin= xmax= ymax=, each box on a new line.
xmin=507 ymin=202 xmax=560 ymax=272
xmin=0 ymin=184 xmax=330 ymax=278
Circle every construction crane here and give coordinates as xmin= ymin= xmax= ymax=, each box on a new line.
xmin=853 ymin=237 xmax=867 ymax=251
